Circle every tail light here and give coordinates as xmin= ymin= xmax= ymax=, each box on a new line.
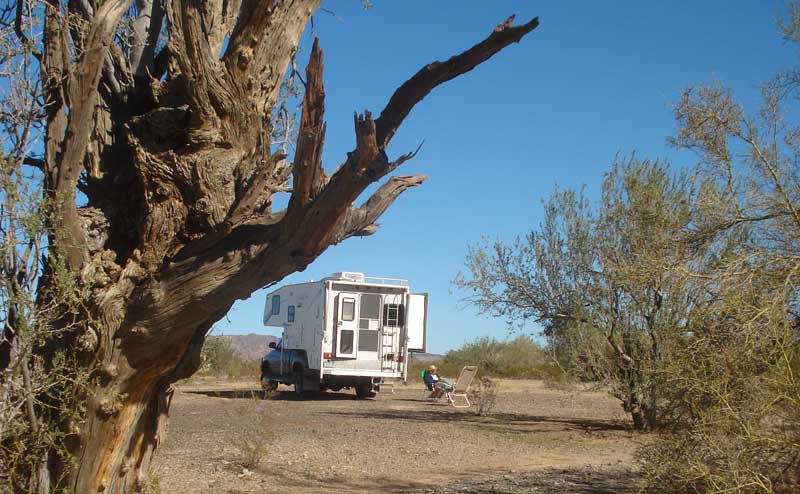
xmin=323 ymin=352 xmax=333 ymax=359
xmin=395 ymin=355 xmax=404 ymax=363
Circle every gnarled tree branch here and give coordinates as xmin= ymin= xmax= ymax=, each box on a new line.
xmin=130 ymin=0 xmax=165 ymax=79
xmin=332 ymin=174 xmax=428 ymax=243
xmin=290 ymin=37 xmax=327 ymax=210
xmin=375 ymin=15 xmax=540 ymax=148
xmin=51 ymin=0 xmax=129 ymax=269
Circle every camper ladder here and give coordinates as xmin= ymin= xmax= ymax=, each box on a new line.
xmin=380 ymin=326 xmax=396 ymax=371
xmin=376 ymin=378 xmax=395 ymax=394
xmin=381 ymin=303 xmax=402 ymax=372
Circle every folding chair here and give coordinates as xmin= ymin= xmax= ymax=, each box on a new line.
xmin=448 ymin=365 xmax=478 ymax=408
xmin=420 ymin=370 xmax=433 ymax=398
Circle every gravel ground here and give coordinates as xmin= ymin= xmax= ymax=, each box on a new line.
xmin=149 ymin=379 xmax=643 ymax=493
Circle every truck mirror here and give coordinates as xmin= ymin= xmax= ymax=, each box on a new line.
xmin=268 ymin=342 xmax=277 ymax=349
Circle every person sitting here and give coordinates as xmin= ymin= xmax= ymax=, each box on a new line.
xmin=422 ymin=365 xmax=439 ymax=391
xmin=423 ymin=365 xmax=454 ymax=402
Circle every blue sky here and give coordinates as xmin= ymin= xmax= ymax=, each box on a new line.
xmin=215 ymin=0 xmax=795 ymax=353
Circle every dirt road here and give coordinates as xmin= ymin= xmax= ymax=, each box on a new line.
xmin=150 ymin=380 xmax=642 ymax=493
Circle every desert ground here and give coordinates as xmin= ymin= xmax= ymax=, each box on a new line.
xmin=150 ymin=380 xmax=644 ymax=493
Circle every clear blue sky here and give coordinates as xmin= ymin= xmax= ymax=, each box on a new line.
xmin=215 ymin=0 xmax=795 ymax=353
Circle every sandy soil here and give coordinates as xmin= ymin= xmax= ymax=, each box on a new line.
xmin=149 ymin=379 xmax=644 ymax=493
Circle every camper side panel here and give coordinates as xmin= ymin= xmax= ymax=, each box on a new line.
xmin=304 ymin=284 xmax=325 ymax=371
xmin=264 ymin=282 xmax=325 ymax=371
xmin=323 ymin=282 xmax=335 ymax=357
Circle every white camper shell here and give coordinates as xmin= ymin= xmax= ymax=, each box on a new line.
xmin=262 ymin=272 xmax=428 ymax=392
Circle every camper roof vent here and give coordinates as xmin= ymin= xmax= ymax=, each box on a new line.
xmin=330 ymin=272 xmax=365 ymax=282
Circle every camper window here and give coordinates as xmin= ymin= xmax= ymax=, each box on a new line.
xmin=271 ymin=295 xmax=280 ymax=315
xmin=383 ymin=303 xmax=405 ymax=327
xmin=360 ymin=294 xmax=381 ymax=320
xmin=358 ymin=330 xmax=379 ymax=351
xmin=340 ymin=330 xmax=354 ymax=353
xmin=342 ymin=298 xmax=355 ymax=321
xmin=287 ymin=305 xmax=295 ymax=323
xmin=358 ymin=294 xmax=382 ymax=352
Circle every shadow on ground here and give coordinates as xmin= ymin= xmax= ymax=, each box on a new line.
xmin=415 ymin=466 xmax=642 ymax=494
xmin=254 ymin=465 xmax=640 ymax=494
xmin=184 ymin=389 xmax=366 ymax=401
xmin=321 ymin=408 xmax=629 ymax=435
xmin=256 ymin=468 xmax=429 ymax=493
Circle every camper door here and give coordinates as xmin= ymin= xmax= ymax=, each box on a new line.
xmin=406 ymin=293 xmax=428 ymax=352
xmin=336 ymin=293 xmax=359 ymax=358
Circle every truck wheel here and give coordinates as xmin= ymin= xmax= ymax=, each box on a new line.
xmin=261 ymin=376 xmax=278 ymax=391
xmin=355 ymin=384 xmax=375 ymax=399
xmin=293 ymin=371 xmax=305 ymax=397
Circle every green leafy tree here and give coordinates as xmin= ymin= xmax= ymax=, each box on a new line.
xmin=640 ymin=7 xmax=800 ymax=492
xmin=457 ymin=157 xmax=708 ymax=430
xmin=198 ymin=336 xmax=237 ymax=376
xmin=461 ymin=4 xmax=800 ymax=490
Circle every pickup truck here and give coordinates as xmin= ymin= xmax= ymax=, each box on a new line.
xmin=260 ymin=340 xmax=376 ymax=398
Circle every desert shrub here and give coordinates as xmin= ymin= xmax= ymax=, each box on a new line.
xmin=141 ymin=471 xmax=163 ymax=494
xmin=441 ymin=336 xmax=560 ymax=380
xmin=225 ymin=397 xmax=275 ymax=470
xmin=468 ymin=376 xmax=501 ymax=416
xmin=457 ymin=158 xmax=702 ymax=431
xmin=199 ymin=335 xmax=260 ymax=378
xmin=635 ymin=6 xmax=800 ymax=489
xmin=200 ymin=335 xmax=238 ymax=375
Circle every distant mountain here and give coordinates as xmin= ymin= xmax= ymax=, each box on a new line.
xmin=223 ymin=333 xmax=279 ymax=361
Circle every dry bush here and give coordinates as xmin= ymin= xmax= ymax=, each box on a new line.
xmin=224 ymin=395 xmax=276 ymax=470
xmin=638 ymin=4 xmax=800 ymax=491
xmin=468 ymin=376 xmax=501 ymax=416
xmin=140 ymin=471 xmax=163 ymax=494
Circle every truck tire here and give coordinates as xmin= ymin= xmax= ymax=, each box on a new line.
xmin=355 ymin=383 xmax=376 ymax=399
xmin=261 ymin=376 xmax=278 ymax=391
xmin=293 ymin=371 xmax=305 ymax=397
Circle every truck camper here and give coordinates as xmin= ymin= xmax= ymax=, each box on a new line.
xmin=261 ymin=272 xmax=428 ymax=397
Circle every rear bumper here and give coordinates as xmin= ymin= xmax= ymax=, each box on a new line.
xmin=323 ymin=369 xmax=401 ymax=378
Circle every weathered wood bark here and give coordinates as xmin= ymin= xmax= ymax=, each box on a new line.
xmin=28 ymin=1 xmax=540 ymax=491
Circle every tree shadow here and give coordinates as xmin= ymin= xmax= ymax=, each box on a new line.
xmin=321 ymin=408 xmax=629 ymax=435
xmin=427 ymin=466 xmax=641 ymax=494
xmin=257 ymin=464 xmax=640 ymax=494
xmin=258 ymin=467 xmax=430 ymax=493
xmin=184 ymin=388 xmax=367 ymax=401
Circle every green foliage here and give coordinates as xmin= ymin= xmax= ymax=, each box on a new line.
xmin=441 ymin=336 xmax=557 ymax=379
xmin=637 ymin=10 xmax=800 ymax=489
xmin=410 ymin=336 xmax=560 ymax=382
xmin=457 ymin=157 xmax=704 ymax=430
xmin=457 ymin=3 xmax=800 ymax=490
xmin=199 ymin=336 xmax=260 ymax=378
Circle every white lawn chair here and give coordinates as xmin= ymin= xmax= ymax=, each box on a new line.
xmin=448 ymin=365 xmax=478 ymax=408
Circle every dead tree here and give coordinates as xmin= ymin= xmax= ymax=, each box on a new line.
xmin=12 ymin=1 xmax=539 ymax=491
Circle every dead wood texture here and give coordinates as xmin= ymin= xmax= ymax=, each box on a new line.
xmin=24 ymin=2 xmax=539 ymax=491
